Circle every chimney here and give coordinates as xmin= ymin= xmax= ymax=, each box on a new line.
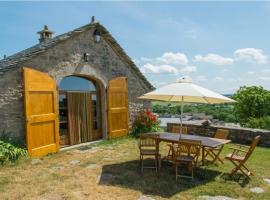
xmin=37 ymin=25 xmax=54 ymax=43
xmin=91 ymin=16 xmax=96 ymax=24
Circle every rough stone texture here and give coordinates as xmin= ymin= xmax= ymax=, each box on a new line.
xmin=263 ymin=178 xmax=270 ymax=185
xmin=0 ymin=23 xmax=153 ymax=142
xmin=69 ymin=160 xmax=80 ymax=165
xmin=96 ymin=173 xmax=114 ymax=184
xmin=31 ymin=158 xmax=43 ymax=165
xmin=86 ymin=164 xmax=98 ymax=169
xmin=138 ymin=195 xmax=156 ymax=200
xmin=198 ymin=196 xmax=237 ymax=200
xmin=167 ymin=122 xmax=270 ymax=147
xmin=250 ymin=187 xmax=265 ymax=193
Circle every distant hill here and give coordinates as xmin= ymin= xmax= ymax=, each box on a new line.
xmin=223 ymin=94 xmax=234 ymax=97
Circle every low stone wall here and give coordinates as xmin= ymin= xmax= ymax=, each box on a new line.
xmin=167 ymin=122 xmax=270 ymax=147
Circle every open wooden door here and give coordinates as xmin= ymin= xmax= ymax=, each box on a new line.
xmin=107 ymin=77 xmax=129 ymax=139
xmin=23 ymin=67 xmax=59 ymax=157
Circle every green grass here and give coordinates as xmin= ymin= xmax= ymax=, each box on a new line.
xmin=0 ymin=136 xmax=269 ymax=199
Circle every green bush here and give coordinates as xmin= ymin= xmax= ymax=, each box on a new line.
xmin=0 ymin=130 xmax=25 ymax=148
xmin=233 ymin=86 xmax=270 ymax=124
xmin=153 ymin=103 xmax=236 ymax=123
xmin=245 ymin=117 xmax=270 ymax=130
xmin=0 ymin=141 xmax=27 ymax=165
xmin=131 ymin=110 xmax=162 ymax=136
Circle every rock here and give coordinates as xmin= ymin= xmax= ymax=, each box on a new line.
xmin=250 ymin=187 xmax=264 ymax=193
xmin=198 ymin=196 xmax=237 ymax=200
xmin=31 ymin=158 xmax=43 ymax=165
xmin=138 ymin=195 xmax=155 ymax=200
xmin=69 ymin=160 xmax=80 ymax=165
xmin=102 ymin=157 xmax=113 ymax=161
xmin=86 ymin=164 xmax=97 ymax=169
xmin=263 ymin=178 xmax=270 ymax=185
xmin=97 ymin=173 xmax=114 ymax=184
xmin=51 ymin=165 xmax=65 ymax=170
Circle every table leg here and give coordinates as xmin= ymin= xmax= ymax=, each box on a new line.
xmin=202 ymin=146 xmax=205 ymax=166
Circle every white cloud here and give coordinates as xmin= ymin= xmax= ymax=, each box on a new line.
xmin=214 ymin=76 xmax=224 ymax=81
xmin=140 ymin=57 xmax=153 ymax=62
xmin=140 ymin=63 xmax=178 ymax=74
xmin=180 ymin=66 xmax=197 ymax=73
xmin=262 ymin=69 xmax=270 ymax=73
xmin=247 ymin=71 xmax=255 ymax=75
xmin=234 ymin=48 xmax=268 ymax=64
xmin=157 ymin=52 xmax=188 ymax=65
xmin=151 ymin=81 xmax=168 ymax=87
xmin=193 ymin=54 xmax=234 ymax=65
xmin=195 ymin=75 xmax=207 ymax=82
xmin=259 ymin=76 xmax=270 ymax=81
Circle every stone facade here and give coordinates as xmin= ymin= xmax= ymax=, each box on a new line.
xmin=0 ymin=23 xmax=153 ymax=143
xmin=167 ymin=122 xmax=270 ymax=147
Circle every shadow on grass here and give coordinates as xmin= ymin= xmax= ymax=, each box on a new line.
xmin=220 ymin=173 xmax=250 ymax=187
xmin=99 ymin=160 xmax=221 ymax=198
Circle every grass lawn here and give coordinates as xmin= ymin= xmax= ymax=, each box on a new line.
xmin=0 ymin=136 xmax=270 ymax=200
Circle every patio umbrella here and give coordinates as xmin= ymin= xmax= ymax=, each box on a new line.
xmin=138 ymin=77 xmax=236 ymax=134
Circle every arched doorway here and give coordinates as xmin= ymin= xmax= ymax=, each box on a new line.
xmin=58 ymin=75 xmax=102 ymax=147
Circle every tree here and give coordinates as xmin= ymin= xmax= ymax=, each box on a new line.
xmin=233 ymin=86 xmax=270 ymax=125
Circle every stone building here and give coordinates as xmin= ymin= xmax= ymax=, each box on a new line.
xmin=0 ymin=18 xmax=153 ymax=156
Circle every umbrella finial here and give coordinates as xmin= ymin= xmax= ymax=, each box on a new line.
xmin=176 ymin=76 xmax=193 ymax=83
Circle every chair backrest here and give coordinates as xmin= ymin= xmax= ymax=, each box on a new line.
xmin=139 ymin=134 xmax=159 ymax=149
xmin=175 ymin=139 xmax=201 ymax=163
xmin=244 ymin=135 xmax=261 ymax=161
xmin=171 ymin=126 xmax=188 ymax=134
xmin=214 ymin=129 xmax=229 ymax=139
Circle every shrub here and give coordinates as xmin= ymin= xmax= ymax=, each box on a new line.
xmin=0 ymin=141 xmax=27 ymax=165
xmin=233 ymin=86 xmax=270 ymax=124
xmin=0 ymin=130 xmax=25 ymax=148
xmin=245 ymin=117 xmax=270 ymax=130
xmin=131 ymin=110 xmax=161 ymax=136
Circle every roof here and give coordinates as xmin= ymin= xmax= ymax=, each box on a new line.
xmin=0 ymin=22 xmax=154 ymax=90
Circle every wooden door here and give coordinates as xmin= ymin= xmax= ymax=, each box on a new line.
xmin=23 ymin=67 xmax=59 ymax=157
xmin=107 ymin=77 xmax=129 ymax=139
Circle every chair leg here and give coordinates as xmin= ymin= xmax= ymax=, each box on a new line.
xmin=159 ymin=155 xmax=162 ymax=170
xmin=166 ymin=145 xmax=173 ymax=161
xmin=155 ymin=155 xmax=158 ymax=172
xmin=141 ymin=155 xmax=144 ymax=172
xmin=191 ymin=167 xmax=194 ymax=180
xmin=175 ymin=163 xmax=178 ymax=181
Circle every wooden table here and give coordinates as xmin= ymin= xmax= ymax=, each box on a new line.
xmin=147 ymin=132 xmax=231 ymax=165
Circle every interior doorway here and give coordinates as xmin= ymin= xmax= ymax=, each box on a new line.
xmin=58 ymin=75 xmax=102 ymax=147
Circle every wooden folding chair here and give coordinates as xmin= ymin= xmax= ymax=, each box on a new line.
xmin=225 ymin=136 xmax=260 ymax=177
xmin=138 ymin=134 xmax=161 ymax=172
xmin=205 ymin=129 xmax=229 ymax=164
xmin=166 ymin=126 xmax=188 ymax=161
xmin=173 ymin=139 xmax=201 ymax=181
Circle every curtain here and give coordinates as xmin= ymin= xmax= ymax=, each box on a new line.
xmin=67 ymin=92 xmax=92 ymax=145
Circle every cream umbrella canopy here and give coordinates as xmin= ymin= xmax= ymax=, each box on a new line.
xmin=138 ymin=77 xmax=236 ymax=133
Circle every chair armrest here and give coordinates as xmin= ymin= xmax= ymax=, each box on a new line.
xmin=229 ymin=147 xmax=248 ymax=153
xmin=234 ymin=144 xmax=249 ymax=149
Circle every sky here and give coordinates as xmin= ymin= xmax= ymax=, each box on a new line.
xmin=1 ymin=1 xmax=270 ymax=94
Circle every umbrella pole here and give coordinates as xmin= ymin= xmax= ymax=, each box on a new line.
xmin=180 ymin=99 xmax=184 ymax=135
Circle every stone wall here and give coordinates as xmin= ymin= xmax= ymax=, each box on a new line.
xmin=0 ymin=27 xmax=152 ymax=142
xmin=167 ymin=122 xmax=270 ymax=147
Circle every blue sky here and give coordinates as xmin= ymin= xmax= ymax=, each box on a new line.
xmin=1 ymin=2 xmax=270 ymax=94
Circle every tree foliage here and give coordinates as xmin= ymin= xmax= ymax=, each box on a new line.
xmin=233 ymin=86 xmax=270 ymax=127
xmin=152 ymin=103 xmax=236 ymax=123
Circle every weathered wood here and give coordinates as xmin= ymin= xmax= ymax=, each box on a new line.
xmin=23 ymin=67 xmax=59 ymax=157
xmin=107 ymin=77 xmax=129 ymax=139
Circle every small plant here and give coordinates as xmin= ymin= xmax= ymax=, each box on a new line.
xmin=0 ymin=129 xmax=25 ymax=148
xmin=131 ymin=110 xmax=161 ymax=136
xmin=0 ymin=140 xmax=27 ymax=165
